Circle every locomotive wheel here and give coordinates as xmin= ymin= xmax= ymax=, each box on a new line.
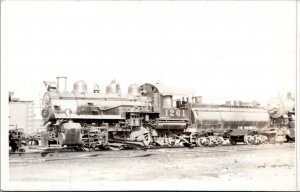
xmin=207 ymin=137 xmax=216 ymax=147
xmin=142 ymin=133 xmax=152 ymax=146
xmin=174 ymin=139 xmax=182 ymax=146
xmin=130 ymin=126 xmax=152 ymax=146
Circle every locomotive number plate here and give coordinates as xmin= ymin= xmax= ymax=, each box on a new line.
xmin=163 ymin=108 xmax=188 ymax=119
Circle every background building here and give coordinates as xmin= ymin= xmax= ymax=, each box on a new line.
xmin=9 ymin=92 xmax=44 ymax=136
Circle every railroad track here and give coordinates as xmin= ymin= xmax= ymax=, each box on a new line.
xmin=9 ymin=143 xmax=295 ymax=163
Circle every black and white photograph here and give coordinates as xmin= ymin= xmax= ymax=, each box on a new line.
xmin=1 ymin=0 xmax=299 ymax=191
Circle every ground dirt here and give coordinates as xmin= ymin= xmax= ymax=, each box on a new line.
xmin=8 ymin=143 xmax=296 ymax=191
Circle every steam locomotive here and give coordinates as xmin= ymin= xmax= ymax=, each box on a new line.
xmin=40 ymin=77 xmax=292 ymax=150
xmin=263 ymin=93 xmax=295 ymax=142
xmin=42 ymin=77 xmax=156 ymax=150
xmin=9 ymin=128 xmax=26 ymax=152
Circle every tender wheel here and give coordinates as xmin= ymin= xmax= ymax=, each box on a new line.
xmin=229 ymin=138 xmax=237 ymax=145
xmin=201 ymin=137 xmax=210 ymax=147
xmin=256 ymin=135 xmax=267 ymax=144
xmin=244 ymin=135 xmax=255 ymax=145
xmin=267 ymin=134 xmax=276 ymax=144
xmin=216 ymin=136 xmax=224 ymax=146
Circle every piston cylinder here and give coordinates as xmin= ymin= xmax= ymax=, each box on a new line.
xmin=59 ymin=122 xmax=82 ymax=145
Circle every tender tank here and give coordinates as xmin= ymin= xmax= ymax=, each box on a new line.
xmin=267 ymin=96 xmax=294 ymax=118
xmin=191 ymin=106 xmax=270 ymax=129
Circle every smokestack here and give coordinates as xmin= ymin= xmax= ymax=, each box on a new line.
xmin=56 ymin=77 xmax=67 ymax=93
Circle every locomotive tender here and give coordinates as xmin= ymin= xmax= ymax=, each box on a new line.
xmin=41 ymin=77 xmax=273 ymax=149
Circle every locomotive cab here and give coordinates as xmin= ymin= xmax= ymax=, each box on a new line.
xmin=139 ymin=83 xmax=195 ymax=120
xmin=139 ymin=83 xmax=196 ymax=146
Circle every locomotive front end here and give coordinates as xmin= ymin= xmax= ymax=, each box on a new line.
xmin=265 ymin=94 xmax=295 ymax=142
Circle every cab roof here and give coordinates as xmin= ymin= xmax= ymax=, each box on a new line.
xmin=140 ymin=83 xmax=196 ymax=96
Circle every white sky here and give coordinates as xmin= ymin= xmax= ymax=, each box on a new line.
xmin=2 ymin=1 xmax=297 ymax=117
